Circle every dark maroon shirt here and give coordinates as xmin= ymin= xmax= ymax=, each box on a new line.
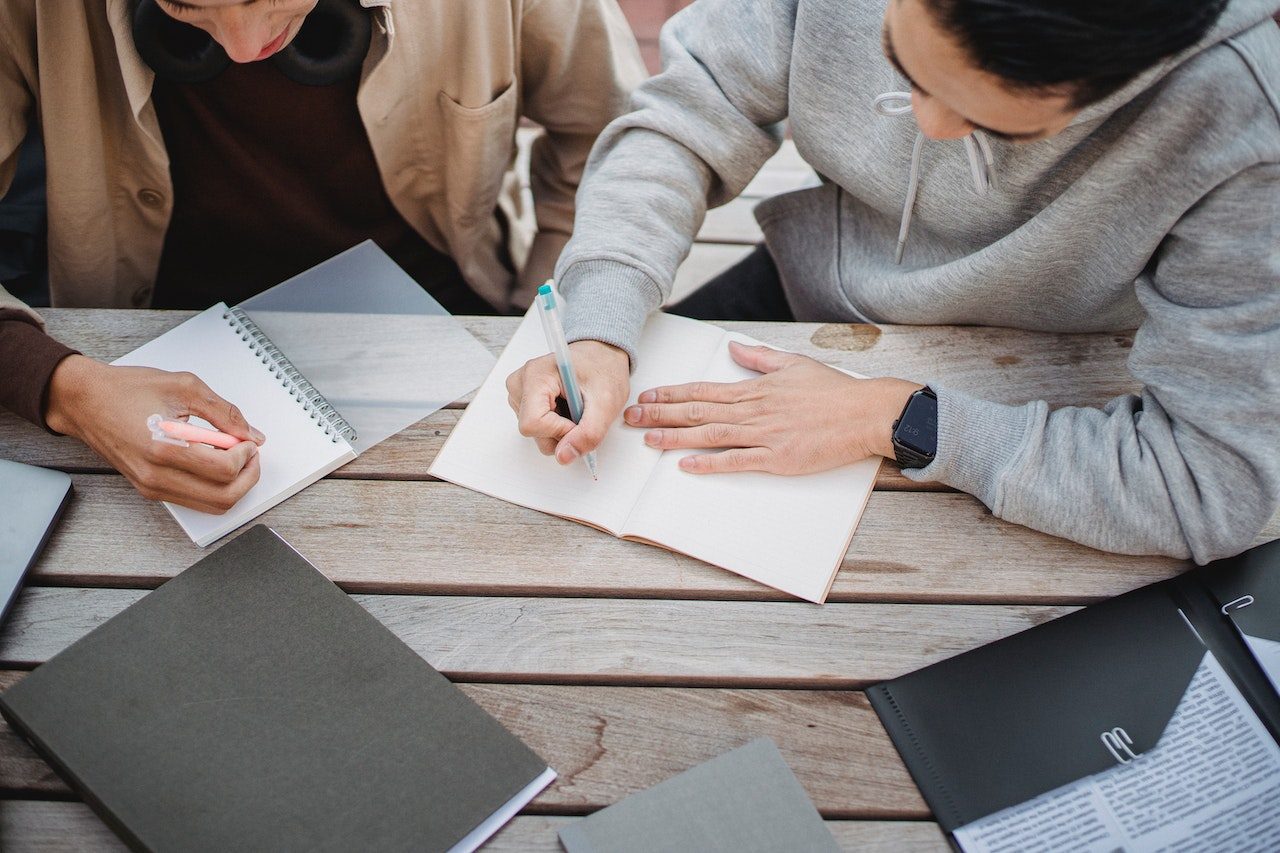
xmin=1 ymin=58 xmax=495 ymax=427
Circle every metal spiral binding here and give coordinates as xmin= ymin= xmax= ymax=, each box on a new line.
xmin=222 ymin=307 xmax=358 ymax=445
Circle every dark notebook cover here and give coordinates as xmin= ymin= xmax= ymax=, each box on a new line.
xmin=0 ymin=525 xmax=552 ymax=852
xmin=867 ymin=540 xmax=1280 ymax=835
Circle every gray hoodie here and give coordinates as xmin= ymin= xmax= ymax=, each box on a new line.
xmin=555 ymin=0 xmax=1280 ymax=563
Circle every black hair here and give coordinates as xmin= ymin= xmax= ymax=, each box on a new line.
xmin=920 ymin=0 xmax=1230 ymax=107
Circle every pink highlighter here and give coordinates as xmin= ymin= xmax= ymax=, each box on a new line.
xmin=147 ymin=414 xmax=243 ymax=450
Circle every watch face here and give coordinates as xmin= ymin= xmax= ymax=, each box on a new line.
xmin=896 ymin=393 xmax=938 ymax=456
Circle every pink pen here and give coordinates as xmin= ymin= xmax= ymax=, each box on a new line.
xmin=147 ymin=414 xmax=243 ymax=450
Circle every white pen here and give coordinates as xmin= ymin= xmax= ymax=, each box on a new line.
xmin=535 ymin=282 xmax=598 ymax=480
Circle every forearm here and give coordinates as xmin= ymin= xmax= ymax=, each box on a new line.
xmin=556 ymin=0 xmax=797 ymax=359
xmin=905 ymin=386 xmax=1279 ymax=562
xmin=0 ymin=311 xmax=80 ymax=429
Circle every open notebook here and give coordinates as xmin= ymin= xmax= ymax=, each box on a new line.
xmin=430 ymin=308 xmax=880 ymax=603
xmin=114 ymin=242 xmax=495 ymax=546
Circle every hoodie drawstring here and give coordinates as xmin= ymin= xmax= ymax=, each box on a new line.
xmin=872 ymin=91 xmax=995 ymax=264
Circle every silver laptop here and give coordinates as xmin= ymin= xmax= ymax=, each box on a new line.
xmin=0 ymin=459 xmax=73 ymax=625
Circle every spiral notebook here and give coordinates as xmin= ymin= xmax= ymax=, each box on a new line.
xmin=113 ymin=242 xmax=496 ymax=546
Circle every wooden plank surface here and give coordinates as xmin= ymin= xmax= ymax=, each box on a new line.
xmin=0 ymin=801 xmax=949 ymax=852
xmin=26 ymin=311 xmax=1145 ymax=409
xmin=0 ymin=403 xmax=933 ymax=491
xmin=2 ymin=310 xmax=1148 ymax=491
xmin=0 ymin=587 xmax=1074 ymax=687
xmin=0 ymin=671 xmax=929 ymax=818
xmin=26 ymin=475 xmax=1192 ymax=603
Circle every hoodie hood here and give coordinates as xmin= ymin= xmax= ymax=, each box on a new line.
xmin=877 ymin=0 xmax=1280 ymax=263
xmin=1070 ymin=0 xmax=1280 ymax=127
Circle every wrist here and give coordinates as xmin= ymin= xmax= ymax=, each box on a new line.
xmin=44 ymin=354 xmax=99 ymax=437
xmin=868 ymin=378 xmax=925 ymax=460
xmin=570 ymin=339 xmax=631 ymax=373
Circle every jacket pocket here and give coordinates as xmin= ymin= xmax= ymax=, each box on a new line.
xmin=436 ymin=81 xmax=519 ymax=233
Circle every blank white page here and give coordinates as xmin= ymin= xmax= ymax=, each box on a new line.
xmin=113 ymin=304 xmax=355 ymax=546
xmin=429 ymin=309 xmax=725 ymax=533
xmin=622 ymin=332 xmax=880 ymax=603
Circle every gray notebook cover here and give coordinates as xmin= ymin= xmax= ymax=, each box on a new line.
xmin=0 ymin=525 xmax=552 ymax=852
xmin=558 ymin=738 xmax=838 ymax=853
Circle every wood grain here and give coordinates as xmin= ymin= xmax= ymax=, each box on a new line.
xmin=29 ymin=311 xmax=1144 ymax=409
xmin=0 ymin=672 xmax=929 ymax=818
xmin=0 ymin=587 xmax=1074 ymax=687
xmin=0 ymin=801 xmax=949 ymax=852
xmin=0 ymin=406 xmax=934 ymax=491
xmin=27 ymin=475 xmax=1191 ymax=603
xmin=2 ymin=311 xmax=1145 ymax=495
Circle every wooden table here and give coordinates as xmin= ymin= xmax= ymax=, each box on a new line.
xmin=3 ymin=309 xmax=1273 ymax=851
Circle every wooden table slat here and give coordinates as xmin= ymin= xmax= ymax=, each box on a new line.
xmin=0 ymin=672 xmax=928 ymax=818
xmin=26 ymin=475 xmax=1196 ymax=603
xmin=0 ymin=408 xmax=937 ymax=491
xmin=0 ymin=587 xmax=1074 ymax=687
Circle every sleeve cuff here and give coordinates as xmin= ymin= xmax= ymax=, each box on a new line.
xmin=0 ymin=315 xmax=80 ymax=431
xmin=557 ymin=259 xmax=663 ymax=369
xmin=901 ymin=385 xmax=1043 ymax=511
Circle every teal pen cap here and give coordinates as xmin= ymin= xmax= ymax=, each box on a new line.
xmin=535 ymin=281 xmax=598 ymax=480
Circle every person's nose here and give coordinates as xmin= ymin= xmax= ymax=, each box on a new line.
xmin=208 ymin=9 xmax=275 ymax=63
xmin=911 ymin=89 xmax=974 ymax=140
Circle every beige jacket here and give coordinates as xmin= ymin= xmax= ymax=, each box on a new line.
xmin=0 ymin=0 xmax=644 ymax=322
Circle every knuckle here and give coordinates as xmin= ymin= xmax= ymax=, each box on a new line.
xmin=134 ymin=465 xmax=162 ymax=493
xmin=706 ymin=423 xmax=734 ymax=445
xmin=685 ymin=402 xmax=707 ymax=423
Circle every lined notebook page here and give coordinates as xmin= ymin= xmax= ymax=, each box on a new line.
xmin=113 ymin=304 xmax=356 ymax=546
xmin=621 ymin=332 xmax=881 ymax=603
xmin=429 ymin=310 xmax=723 ymax=532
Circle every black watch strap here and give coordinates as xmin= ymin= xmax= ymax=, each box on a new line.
xmin=891 ymin=386 xmax=938 ymax=469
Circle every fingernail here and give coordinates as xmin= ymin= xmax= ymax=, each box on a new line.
xmin=559 ymin=444 xmax=579 ymax=463
xmin=625 ymin=406 xmax=642 ymax=424
xmin=638 ymin=390 xmax=656 ymax=404
xmin=645 ymin=430 xmax=661 ymax=446
xmin=679 ymin=456 xmax=697 ymax=470
xmin=250 ymin=428 xmax=266 ymax=444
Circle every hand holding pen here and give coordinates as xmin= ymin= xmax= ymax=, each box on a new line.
xmin=506 ymin=282 xmax=631 ymax=475
xmin=43 ymin=357 xmax=265 ymax=514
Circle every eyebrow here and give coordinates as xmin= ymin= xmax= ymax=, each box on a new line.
xmin=881 ymin=21 xmax=1047 ymax=143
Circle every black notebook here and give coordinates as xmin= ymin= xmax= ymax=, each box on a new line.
xmin=0 ymin=525 xmax=555 ymax=852
xmin=869 ymin=539 xmax=1280 ymax=852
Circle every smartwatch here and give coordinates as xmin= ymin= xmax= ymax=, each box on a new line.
xmin=891 ymin=386 xmax=937 ymax=469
